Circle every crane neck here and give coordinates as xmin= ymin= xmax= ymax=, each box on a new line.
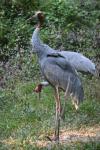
xmin=32 ymin=26 xmax=48 ymax=59
xmin=37 ymin=24 xmax=41 ymax=28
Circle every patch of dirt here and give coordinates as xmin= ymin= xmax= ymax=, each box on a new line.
xmin=31 ymin=126 xmax=100 ymax=147
xmin=1 ymin=126 xmax=100 ymax=148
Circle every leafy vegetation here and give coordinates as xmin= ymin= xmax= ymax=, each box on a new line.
xmin=0 ymin=0 xmax=100 ymax=60
xmin=0 ymin=0 xmax=100 ymax=149
xmin=0 ymin=80 xmax=100 ymax=149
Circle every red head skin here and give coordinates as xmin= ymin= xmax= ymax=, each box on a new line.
xmin=28 ymin=11 xmax=45 ymax=28
xmin=36 ymin=11 xmax=44 ymax=28
xmin=37 ymin=12 xmax=44 ymax=27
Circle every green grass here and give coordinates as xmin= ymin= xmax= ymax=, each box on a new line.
xmin=0 ymin=78 xmax=100 ymax=149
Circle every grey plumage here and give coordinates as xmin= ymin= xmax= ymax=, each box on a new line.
xmin=32 ymin=27 xmax=84 ymax=105
xmin=31 ymin=11 xmax=84 ymax=141
xmin=41 ymin=53 xmax=84 ymax=105
xmin=59 ymin=51 xmax=96 ymax=75
xmin=32 ymin=27 xmax=96 ymax=76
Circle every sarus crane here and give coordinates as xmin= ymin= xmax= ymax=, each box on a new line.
xmin=31 ymin=11 xmax=84 ymax=142
xmin=30 ymin=11 xmax=96 ymax=95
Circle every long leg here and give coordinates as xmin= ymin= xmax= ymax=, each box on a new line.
xmin=54 ymin=86 xmax=61 ymax=142
xmin=45 ymin=86 xmax=61 ymax=142
xmin=61 ymin=77 xmax=70 ymax=119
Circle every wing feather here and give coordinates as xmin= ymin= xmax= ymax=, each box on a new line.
xmin=41 ymin=54 xmax=84 ymax=105
xmin=47 ymin=53 xmax=77 ymax=74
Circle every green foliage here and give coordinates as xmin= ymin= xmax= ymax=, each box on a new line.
xmin=0 ymin=0 xmax=100 ymax=61
xmin=0 ymin=80 xmax=100 ymax=149
xmin=0 ymin=1 xmax=100 ymax=149
xmin=0 ymin=0 xmax=33 ymax=61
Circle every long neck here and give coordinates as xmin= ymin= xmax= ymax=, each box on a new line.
xmin=31 ymin=16 xmax=55 ymax=60
xmin=32 ymin=27 xmax=42 ymax=47
xmin=31 ymin=26 xmax=46 ymax=59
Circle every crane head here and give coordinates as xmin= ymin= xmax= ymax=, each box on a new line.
xmin=28 ymin=11 xmax=45 ymax=27
xmin=35 ymin=11 xmax=45 ymax=27
xmin=27 ymin=10 xmax=45 ymax=28
xmin=34 ymin=11 xmax=44 ymax=18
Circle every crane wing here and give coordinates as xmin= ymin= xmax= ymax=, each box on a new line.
xmin=47 ymin=53 xmax=65 ymax=58
xmin=41 ymin=54 xmax=84 ymax=104
xmin=47 ymin=53 xmax=77 ymax=74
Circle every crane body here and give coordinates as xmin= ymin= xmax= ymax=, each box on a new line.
xmin=41 ymin=54 xmax=84 ymax=103
xmin=32 ymin=26 xmax=96 ymax=75
xmin=31 ymin=11 xmax=84 ymax=141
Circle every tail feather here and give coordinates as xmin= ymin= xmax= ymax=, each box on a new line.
xmin=69 ymin=76 xmax=84 ymax=109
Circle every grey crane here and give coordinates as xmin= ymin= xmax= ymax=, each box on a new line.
xmin=31 ymin=11 xmax=96 ymax=76
xmin=31 ymin=11 xmax=84 ymax=142
xmin=31 ymin=11 xmax=96 ymax=96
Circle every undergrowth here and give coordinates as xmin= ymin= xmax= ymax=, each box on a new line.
xmin=0 ymin=77 xmax=100 ymax=149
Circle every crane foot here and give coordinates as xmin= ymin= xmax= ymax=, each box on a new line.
xmin=45 ymin=136 xmax=59 ymax=143
xmin=45 ymin=136 xmax=52 ymax=142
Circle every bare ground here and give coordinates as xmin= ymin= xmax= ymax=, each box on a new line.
xmin=1 ymin=126 xmax=100 ymax=148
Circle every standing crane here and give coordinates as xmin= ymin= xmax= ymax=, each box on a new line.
xmin=31 ymin=11 xmax=84 ymax=142
xmin=31 ymin=11 xmax=96 ymax=75
xmin=31 ymin=11 xmax=96 ymax=96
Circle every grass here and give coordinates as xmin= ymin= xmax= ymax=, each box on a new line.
xmin=0 ymin=78 xmax=100 ymax=149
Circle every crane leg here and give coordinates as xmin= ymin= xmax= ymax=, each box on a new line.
xmin=54 ymin=86 xmax=61 ymax=142
xmin=61 ymin=78 xmax=70 ymax=119
xmin=60 ymin=99 xmax=66 ymax=119
xmin=45 ymin=87 xmax=61 ymax=142
xmin=60 ymin=92 xmax=68 ymax=119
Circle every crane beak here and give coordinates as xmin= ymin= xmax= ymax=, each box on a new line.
xmin=27 ymin=11 xmax=42 ymax=21
xmin=27 ymin=15 xmax=36 ymax=21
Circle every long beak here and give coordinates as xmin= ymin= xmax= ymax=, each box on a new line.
xmin=27 ymin=15 xmax=36 ymax=21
